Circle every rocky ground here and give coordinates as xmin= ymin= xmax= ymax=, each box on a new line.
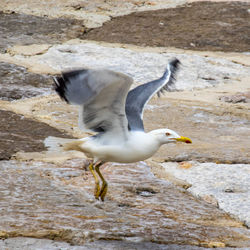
xmin=0 ymin=0 xmax=250 ymax=249
xmin=82 ymin=1 xmax=250 ymax=52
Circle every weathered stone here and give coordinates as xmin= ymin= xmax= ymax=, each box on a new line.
xmin=0 ymin=0 xmax=186 ymax=28
xmin=0 ymin=62 xmax=52 ymax=101
xmin=1 ymin=237 xmax=236 ymax=250
xmin=144 ymin=98 xmax=250 ymax=164
xmin=0 ymin=11 xmax=85 ymax=52
xmin=81 ymin=2 xmax=250 ymax=52
xmin=7 ymin=44 xmax=51 ymax=56
xmin=219 ymin=92 xmax=250 ymax=104
xmin=201 ymin=195 xmax=219 ymax=207
xmin=161 ymin=162 xmax=250 ymax=227
xmin=0 ymin=160 xmax=249 ymax=247
xmin=2 ymin=42 xmax=249 ymax=90
xmin=0 ymin=110 xmax=71 ymax=160
xmin=147 ymin=159 xmax=192 ymax=189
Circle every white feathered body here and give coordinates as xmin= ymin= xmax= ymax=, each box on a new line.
xmin=84 ymin=131 xmax=161 ymax=163
xmin=44 ymin=130 xmax=164 ymax=164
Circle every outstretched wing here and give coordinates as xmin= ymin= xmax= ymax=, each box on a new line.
xmin=125 ymin=58 xmax=180 ymax=131
xmin=54 ymin=69 xmax=133 ymax=138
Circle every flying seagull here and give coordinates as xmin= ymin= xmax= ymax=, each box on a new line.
xmin=45 ymin=58 xmax=191 ymax=201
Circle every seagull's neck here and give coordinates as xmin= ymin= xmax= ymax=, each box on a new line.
xmin=128 ymin=130 xmax=162 ymax=148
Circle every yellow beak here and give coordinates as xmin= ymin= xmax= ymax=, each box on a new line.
xmin=175 ymin=136 xmax=192 ymax=144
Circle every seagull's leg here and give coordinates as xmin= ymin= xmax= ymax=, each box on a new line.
xmin=89 ymin=162 xmax=100 ymax=199
xmin=95 ymin=162 xmax=108 ymax=201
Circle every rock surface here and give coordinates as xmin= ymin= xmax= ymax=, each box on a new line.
xmin=0 ymin=110 xmax=71 ymax=160
xmin=82 ymin=1 xmax=250 ymax=52
xmin=219 ymin=92 xmax=250 ymax=104
xmin=0 ymin=237 xmax=238 ymax=250
xmin=0 ymin=0 xmax=250 ymax=248
xmin=161 ymin=162 xmax=250 ymax=228
xmin=1 ymin=42 xmax=249 ymax=90
xmin=144 ymin=97 xmax=250 ymax=164
xmin=0 ymin=11 xmax=85 ymax=53
xmin=0 ymin=0 xmax=186 ymax=28
xmin=0 ymin=160 xmax=249 ymax=248
xmin=0 ymin=62 xmax=52 ymax=100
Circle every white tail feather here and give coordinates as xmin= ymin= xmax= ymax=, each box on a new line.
xmin=44 ymin=136 xmax=77 ymax=152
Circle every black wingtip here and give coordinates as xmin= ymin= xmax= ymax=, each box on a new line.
xmin=168 ymin=58 xmax=181 ymax=82
xmin=169 ymin=58 xmax=181 ymax=70
xmin=169 ymin=58 xmax=181 ymax=83
xmin=53 ymin=69 xmax=88 ymax=104
xmin=53 ymin=75 xmax=69 ymax=103
xmin=157 ymin=58 xmax=181 ymax=97
xmin=166 ymin=58 xmax=181 ymax=90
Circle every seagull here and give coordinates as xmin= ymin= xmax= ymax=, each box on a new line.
xmin=46 ymin=58 xmax=191 ymax=201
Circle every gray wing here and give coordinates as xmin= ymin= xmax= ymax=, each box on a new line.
xmin=125 ymin=58 xmax=180 ymax=131
xmin=54 ymin=69 xmax=133 ymax=137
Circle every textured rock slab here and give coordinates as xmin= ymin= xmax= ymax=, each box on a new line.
xmin=0 ymin=237 xmax=239 ymax=250
xmin=161 ymin=162 xmax=250 ymax=228
xmin=0 ymin=11 xmax=84 ymax=52
xmin=219 ymin=92 xmax=250 ymax=104
xmin=0 ymin=110 xmax=71 ymax=160
xmin=81 ymin=1 xmax=250 ymax=52
xmin=0 ymin=160 xmax=249 ymax=247
xmin=144 ymin=98 xmax=250 ymax=164
xmin=0 ymin=62 xmax=52 ymax=100
xmin=3 ymin=42 xmax=249 ymax=90
xmin=0 ymin=0 xmax=186 ymax=28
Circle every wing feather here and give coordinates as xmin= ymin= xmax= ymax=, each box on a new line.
xmin=54 ymin=69 xmax=133 ymax=137
xmin=125 ymin=58 xmax=180 ymax=131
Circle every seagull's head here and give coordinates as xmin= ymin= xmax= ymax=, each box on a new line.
xmin=150 ymin=128 xmax=192 ymax=145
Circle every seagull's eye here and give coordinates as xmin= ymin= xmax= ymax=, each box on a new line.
xmin=165 ymin=132 xmax=171 ymax=136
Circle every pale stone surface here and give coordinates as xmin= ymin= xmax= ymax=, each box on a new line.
xmin=189 ymin=0 xmax=249 ymax=2
xmin=0 ymin=237 xmax=241 ymax=250
xmin=7 ymin=44 xmax=51 ymax=56
xmin=0 ymin=0 xmax=187 ymax=28
xmin=2 ymin=42 xmax=249 ymax=91
xmin=1 ymin=41 xmax=249 ymax=107
xmin=219 ymin=92 xmax=250 ymax=104
xmin=161 ymin=162 xmax=250 ymax=227
xmin=0 ymin=160 xmax=249 ymax=247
